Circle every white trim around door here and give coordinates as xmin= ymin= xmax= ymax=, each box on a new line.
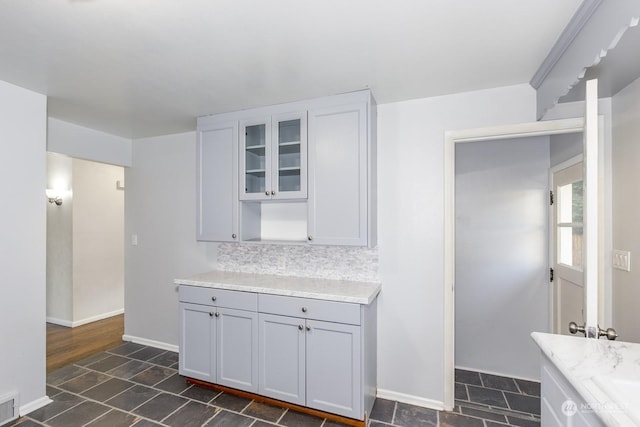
xmin=443 ymin=118 xmax=584 ymax=411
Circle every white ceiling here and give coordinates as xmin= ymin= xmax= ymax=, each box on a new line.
xmin=0 ymin=0 xmax=582 ymax=138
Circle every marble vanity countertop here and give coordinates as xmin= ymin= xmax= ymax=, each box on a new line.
xmin=174 ymin=270 xmax=381 ymax=305
xmin=532 ymin=332 xmax=640 ymax=426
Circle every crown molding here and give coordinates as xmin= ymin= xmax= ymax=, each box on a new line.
xmin=530 ymin=0 xmax=604 ymax=89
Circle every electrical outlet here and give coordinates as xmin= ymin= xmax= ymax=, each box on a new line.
xmin=613 ymin=249 xmax=631 ymax=272
xmin=131 ymin=234 xmax=138 ymax=246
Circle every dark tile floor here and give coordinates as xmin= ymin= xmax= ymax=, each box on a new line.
xmin=8 ymin=344 xmax=540 ymax=427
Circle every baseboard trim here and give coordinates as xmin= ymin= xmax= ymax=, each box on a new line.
xmin=122 ymin=334 xmax=179 ymax=353
xmin=45 ymin=317 xmax=72 ymax=327
xmin=46 ymin=309 xmax=124 ymax=328
xmin=19 ymin=396 xmax=53 ymax=417
xmin=454 ymin=365 xmax=540 ymax=383
xmin=376 ymin=389 xmax=444 ymax=411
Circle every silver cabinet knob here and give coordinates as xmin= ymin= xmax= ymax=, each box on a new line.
xmin=298 ymin=325 xmax=303 ymax=331
xmin=271 ymin=190 xmax=275 ymax=195
xmin=211 ymin=296 xmax=217 ymax=302
xmin=209 ymin=312 xmax=214 ymax=317
xmin=265 ymin=191 xmax=270 ymax=196
xmin=232 ymin=233 xmax=237 ymax=239
xmin=301 ymin=307 xmax=307 ymax=313
xmin=215 ymin=312 xmax=220 ymax=318
xmin=308 ymin=235 xmax=313 ymax=241
xmin=306 ymin=326 xmax=311 ymax=332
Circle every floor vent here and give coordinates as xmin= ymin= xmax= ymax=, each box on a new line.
xmin=0 ymin=392 xmax=18 ymax=426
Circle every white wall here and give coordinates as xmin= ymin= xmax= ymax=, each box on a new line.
xmin=72 ymin=158 xmax=125 ymax=323
xmin=550 ymin=132 xmax=582 ymax=167
xmin=0 ymin=80 xmax=48 ymax=413
xmin=376 ymin=84 xmax=536 ymax=406
xmin=46 ymin=153 xmax=73 ymax=323
xmin=48 ymin=117 xmax=132 ymax=167
xmin=124 ymin=132 xmax=217 ymax=348
xmin=611 ymin=76 xmax=640 ymax=343
xmin=123 ymin=84 xmax=537 ymax=407
xmin=455 ymin=137 xmax=550 ymax=381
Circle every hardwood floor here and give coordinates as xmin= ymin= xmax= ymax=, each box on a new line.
xmin=46 ymin=314 xmax=124 ymax=372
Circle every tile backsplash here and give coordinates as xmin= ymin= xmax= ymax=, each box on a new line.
xmin=217 ymin=243 xmax=379 ymax=282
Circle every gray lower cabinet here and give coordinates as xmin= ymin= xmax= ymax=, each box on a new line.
xmin=258 ymin=313 xmax=361 ymax=418
xmin=541 ymin=354 xmax=604 ymax=426
xmin=258 ymin=313 xmax=306 ymax=405
xmin=258 ymin=293 xmax=373 ymax=420
xmin=179 ymin=285 xmax=377 ymax=421
xmin=305 ymin=319 xmax=361 ymax=417
xmin=179 ymin=302 xmax=216 ymax=383
xmin=178 ymin=287 xmax=259 ymax=393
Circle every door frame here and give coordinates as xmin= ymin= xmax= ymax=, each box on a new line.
xmin=443 ymin=117 xmax=609 ymax=410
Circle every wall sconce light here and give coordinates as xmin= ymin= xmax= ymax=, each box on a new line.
xmin=46 ymin=189 xmax=63 ymax=206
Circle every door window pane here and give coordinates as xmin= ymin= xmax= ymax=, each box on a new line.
xmin=557 ymin=179 xmax=583 ymax=269
xmin=558 ymin=226 xmax=583 ymax=268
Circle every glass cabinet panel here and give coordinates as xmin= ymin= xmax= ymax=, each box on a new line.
xmin=276 ymin=119 xmax=302 ymax=193
xmin=239 ymin=113 xmax=306 ymax=201
xmin=244 ymin=124 xmax=267 ymax=195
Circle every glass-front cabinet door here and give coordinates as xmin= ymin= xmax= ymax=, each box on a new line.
xmin=240 ymin=118 xmax=272 ymax=200
xmin=240 ymin=112 xmax=307 ymax=201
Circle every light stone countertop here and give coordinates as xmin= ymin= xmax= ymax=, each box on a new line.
xmin=532 ymin=332 xmax=640 ymax=426
xmin=174 ymin=270 xmax=381 ymax=305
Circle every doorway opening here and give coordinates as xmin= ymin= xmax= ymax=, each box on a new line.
xmin=46 ymin=152 xmax=126 ymax=371
xmin=442 ymin=117 xmax=602 ymax=410
xmin=455 ymin=135 xmax=552 ymax=382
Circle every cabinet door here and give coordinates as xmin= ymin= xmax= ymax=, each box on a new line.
xmin=306 ymin=320 xmax=361 ymax=419
xmin=179 ymin=302 xmax=216 ymax=382
xmin=197 ymin=121 xmax=238 ymax=242
xmin=240 ymin=117 xmax=272 ymax=201
xmin=308 ymin=103 xmax=368 ymax=246
xmin=216 ymin=307 xmax=259 ymax=393
xmin=271 ymin=112 xmax=307 ymax=200
xmin=258 ymin=313 xmax=305 ymax=405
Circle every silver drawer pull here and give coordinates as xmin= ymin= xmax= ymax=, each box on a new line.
xmin=301 ymin=307 xmax=307 ymax=313
xmin=306 ymin=326 xmax=311 ymax=332
xmin=211 ymin=296 xmax=217 ymax=302
xmin=209 ymin=312 xmax=214 ymax=317
xmin=215 ymin=312 xmax=220 ymax=318
xmin=298 ymin=325 xmax=303 ymax=331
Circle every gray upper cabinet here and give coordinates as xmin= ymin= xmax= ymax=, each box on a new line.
xmin=196 ymin=90 xmax=376 ymax=246
xmin=307 ymin=102 xmax=372 ymax=246
xmin=196 ymin=121 xmax=238 ymax=242
xmin=240 ymin=112 xmax=307 ymax=201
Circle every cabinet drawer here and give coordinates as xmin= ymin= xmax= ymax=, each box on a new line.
xmin=259 ymin=294 xmax=360 ymax=325
xmin=179 ymin=286 xmax=257 ymax=311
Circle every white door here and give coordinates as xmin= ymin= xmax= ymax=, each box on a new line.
xmin=552 ymin=161 xmax=584 ymax=335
